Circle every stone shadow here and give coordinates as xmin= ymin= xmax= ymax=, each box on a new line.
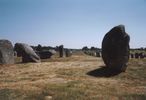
xmin=87 ymin=66 xmax=122 ymax=77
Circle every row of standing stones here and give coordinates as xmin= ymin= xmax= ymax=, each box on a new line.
xmin=130 ymin=53 xmax=146 ymax=59
xmin=84 ymin=50 xmax=101 ymax=57
xmin=0 ymin=41 xmax=72 ymax=64
xmin=58 ymin=45 xmax=72 ymax=58
xmin=0 ymin=25 xmax=130 ymax=72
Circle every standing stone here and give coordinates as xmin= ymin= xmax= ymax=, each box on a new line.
xmin=59 ymin=45 xmax=64 ymax=57
xmin=65 ymin=49 xmax=72 ymax=57
xmin=144 ymin=54 xmax=146 ymax=58
xmin=96 ymin=51 xmax=101 ymax=57
xmin=14 ymin=43 xmax=41 ymax=63
xmin=0 ymin=40 xmax=14 ymax=64
xmin=130 ymin=53 xmax=134 ymax=58
xmin=102 ymin=25 xmax=130 ymax=72
xmin=135 ymin=53 xmax=139 ymax=59
xmin=139 ymin=53 xmax=144 ymax=59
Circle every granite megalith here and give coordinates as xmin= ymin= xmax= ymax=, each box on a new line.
xmin=0 ymin=39 xmax=14 ymax=64
xmin=102 ymin=25 xmax=130 ymax=72
xmin=14 ymin=43 xmax=41 ymax=63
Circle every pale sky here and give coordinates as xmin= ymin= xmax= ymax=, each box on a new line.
xmin=0 ymin=0 xmax=146 ymax=48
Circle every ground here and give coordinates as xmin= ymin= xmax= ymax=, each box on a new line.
xmin=0 ymin=52 xmax=146 ymax=100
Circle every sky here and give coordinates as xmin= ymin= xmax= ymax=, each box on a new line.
xmin=0 ymin=0 xmax=146 ymax=49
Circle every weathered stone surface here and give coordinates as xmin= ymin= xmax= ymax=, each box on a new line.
xmin=14 ymin=43 xmax=41 ymax=63
xmin=0 ymin=40 xmax=14 ymax=64
xmin=102 ymin=25 xmax=130 ymax=72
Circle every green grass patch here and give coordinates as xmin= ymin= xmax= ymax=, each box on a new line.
xmin=119 ymin=94 xmax=146 ymax=100
xmin=0 ymin=89 xmax=23 ymax=100
xmin=43 ymin=81 xmax=86 ymax=100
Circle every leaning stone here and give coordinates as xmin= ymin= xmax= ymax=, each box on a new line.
xmin=14 ymin=43 xmax=41 ymax=63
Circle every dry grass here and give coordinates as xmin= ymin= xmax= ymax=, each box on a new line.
xmin=0 ymin=52 xmax=146 ymax=100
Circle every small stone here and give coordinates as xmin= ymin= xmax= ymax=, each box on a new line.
xmin=44 ymin=96 xmax=52 ymax=100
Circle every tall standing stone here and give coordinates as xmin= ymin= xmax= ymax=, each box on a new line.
xmin=14 ymin=43 xmax=41 ymax=63
xmin=59 ymin=45 xmax=64 ymax=57
xmin=0 ymin=40 xmax=14 ymax=64
xmin=102 ymin=25 xmax=130 ymax=72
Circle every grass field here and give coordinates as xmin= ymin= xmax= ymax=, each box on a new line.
xmin=0 ymin=52 xmax=146 ymax=100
